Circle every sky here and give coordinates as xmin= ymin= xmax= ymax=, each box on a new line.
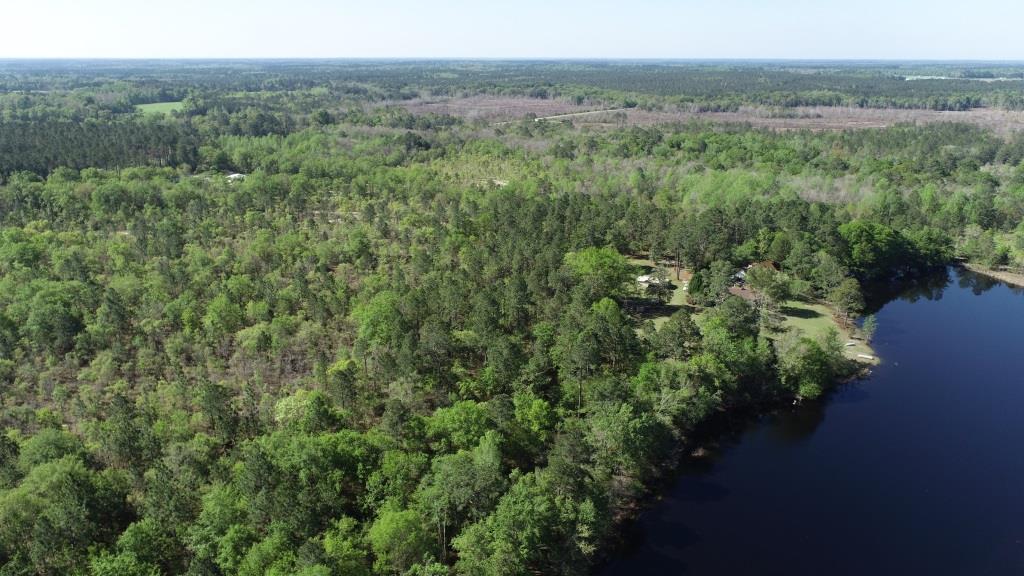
xmin=1 ymin=0 xmax=1022 ymax=60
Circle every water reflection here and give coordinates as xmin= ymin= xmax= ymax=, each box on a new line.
xmin=956 ymin=267 xmax=1024 ymax=296
xmin=864 ymin=267 xmax=950 ymax=312
xmin=766 ymin=383 xmax=869 ymax=445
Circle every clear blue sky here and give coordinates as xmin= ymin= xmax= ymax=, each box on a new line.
xmin=2 ymin=0 xmax=1022 ymax=60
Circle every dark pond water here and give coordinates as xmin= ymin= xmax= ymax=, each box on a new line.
xmin=601 ymin=268 xmax=1024 ymax=575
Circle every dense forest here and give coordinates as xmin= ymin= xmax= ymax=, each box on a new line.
xmin=1 ymin=61 xmax=1023 ymax=576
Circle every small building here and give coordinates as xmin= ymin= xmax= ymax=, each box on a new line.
xmin=226 ymin=173 xmax=246 ymax=182
xmin=636 ymin=274 xmax=663 ymax=286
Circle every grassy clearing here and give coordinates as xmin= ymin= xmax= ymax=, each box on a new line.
xmin=779 ymin=300 xmax=877 ymax=363
xmin=628 ymin=257 xmax=690 ymax=329
xmin=401 ymin=95 xmax=592 ymax=122
xmin=667 ymin=280 xmax=688 ymax=306
xmin=137 ymin=101 xmax=183 ymax=115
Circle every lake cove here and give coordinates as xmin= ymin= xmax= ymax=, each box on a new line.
xmin=599 ymin=267 xmax=1024 ymax=576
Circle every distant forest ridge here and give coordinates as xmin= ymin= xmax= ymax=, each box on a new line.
xmin=2 ymin=60 xmax=1024 ymax=177
xmin=1 ymin=60 xmax=1024 ymax=111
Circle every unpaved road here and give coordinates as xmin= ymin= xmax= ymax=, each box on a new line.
xmin=493 ymin=107 xmax=632 ymax=126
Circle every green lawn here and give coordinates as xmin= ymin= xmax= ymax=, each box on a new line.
xmin=654 ymin=281 xmax=689 ymax=328
xmin=779 ymin=300 xmax=877 ymax=363
xmin=137 ymin=101 xmax=183 ymax=115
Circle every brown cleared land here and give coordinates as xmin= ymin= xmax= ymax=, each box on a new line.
xmin=398 ymin=96 xmax=599 ymax=122
xmin=400 ymin=96 xmax=1024 ymax=133
xmin=592 ymin=106 xmax=1024 ymax=134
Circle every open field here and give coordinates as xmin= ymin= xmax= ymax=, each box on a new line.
xmin=401 ymin=96 xmax=1024 ymax=134
xmin=137 ymin=101 xmax=183 ymax=115
xmin=597 ymin=106 xmax=1024 ymax=134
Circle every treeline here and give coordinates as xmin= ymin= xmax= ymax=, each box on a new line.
xmin=6 ymin=60 xmax=1024 ymax=178
xmin=0 ymin=117 xmax=200 ymax=175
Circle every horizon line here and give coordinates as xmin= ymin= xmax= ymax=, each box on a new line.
xmin=1 ymin=57 xmax=1024 ymax=64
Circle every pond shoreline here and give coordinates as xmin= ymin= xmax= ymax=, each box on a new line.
xmin=594 ymin=345 xmax=872 ymax=571
xmin=961 ymin=262 xmax=1024 ymax=288
xmin=598 ymin=266 xmax=1024 ymax=575
xmin=592 ymin=270 xmax=978 ymax=574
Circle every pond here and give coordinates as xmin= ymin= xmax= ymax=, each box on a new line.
xmin=600 ymin=267 xmax=1024 ymax=575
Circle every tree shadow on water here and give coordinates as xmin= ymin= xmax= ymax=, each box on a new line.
xmin=957 ymin=267 xmax=1005 ymax=295
xmin=601 ymin=521 xmax=702 ymax=575
xmin=829 ymin=385 xmax=870 ymax=405
xmin=767 ymin=400 xmax=828 ymax=444
xmin=673 ymin=477 xmax=731 ymax=504
xmin=765 ymin=377 xmax=869 ymax=444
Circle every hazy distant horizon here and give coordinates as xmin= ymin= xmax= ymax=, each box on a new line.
xmin=2 ymin=0 xmax=1022 ymax=61
xmin=2 ymin=58 xmax=1024 ymax=65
